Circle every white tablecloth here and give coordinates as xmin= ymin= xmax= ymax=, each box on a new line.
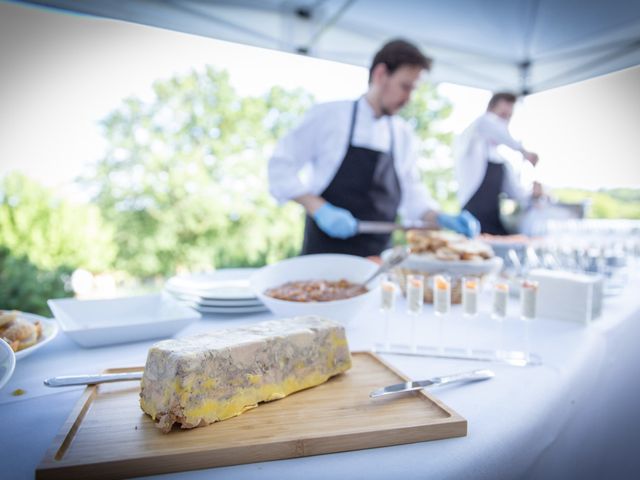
xmin=2 ymin=273 xmax=640 ymax=480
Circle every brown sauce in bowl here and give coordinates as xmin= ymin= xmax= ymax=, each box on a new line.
xmin=265 ymin=279 xmax=368 ymax=302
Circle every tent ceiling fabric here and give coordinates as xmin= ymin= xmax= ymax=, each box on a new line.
xmin=21 ymin=0 xmax=640 ymax=93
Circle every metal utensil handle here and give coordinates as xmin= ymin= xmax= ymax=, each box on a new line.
xmin=433 ymin=369 xmax=494 ymax=386
xmin=363 ymin=246 xmax=410 ymax=286
xmin=508 ymin=248 xmax=522 ymax=271
xmin=357 ymin=221 xmax=398 ymax=234
xmin=44 ymin=371 xmax=143 ymax=387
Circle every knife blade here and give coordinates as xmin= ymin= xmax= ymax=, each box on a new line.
xmin=44 ymin=371 xmax=143 ymax=387
xmin=357 ymin=220 xmax=433 ymax=234
xmin=369 ymin=368 xmax=494 ymax=398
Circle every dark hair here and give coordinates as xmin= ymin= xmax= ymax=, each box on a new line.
xmin=487 ymin=92 xmax=517 ymax=111
xmin=369 ymin=39 xmax=432 ymax=83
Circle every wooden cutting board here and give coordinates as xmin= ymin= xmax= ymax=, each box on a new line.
xmin=37 ymin=351 xmax=466 ymax=479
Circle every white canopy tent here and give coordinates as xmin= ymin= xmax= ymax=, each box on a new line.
xmin=19 ymin=0 xmax=640 ymax=94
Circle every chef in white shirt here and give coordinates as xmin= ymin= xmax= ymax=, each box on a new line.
xmin=269 ymin=39 xmax=479 ymax=256
xmin=454 ymin=92 xmax=539 ymax=235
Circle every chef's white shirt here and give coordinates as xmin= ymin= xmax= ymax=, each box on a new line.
xmin=268 ymin=97 xmax=438 ymax=222
xmin=454 ymin=111 xmax=528 ymax=207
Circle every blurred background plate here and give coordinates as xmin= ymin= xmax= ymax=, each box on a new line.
xmin=167 ymin=291 xmax=264 ymax=308
xmin=165 ymin=269 xmax=258 ymax=301
xmin=14 ymin=313 xmax=59 ymax=360
xmin=0 ymin=339 xmax=16 ymax=390
xmin=187 ymin=303 xmax=269 ymax=315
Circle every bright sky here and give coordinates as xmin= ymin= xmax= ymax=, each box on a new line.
xmin=1 ymin=1 xmax=639 ymax=195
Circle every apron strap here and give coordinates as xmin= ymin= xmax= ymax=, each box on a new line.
xmin=347 ymin=101 xmax=358 ymax=145
xmin=388 ymin=116 xmax=394 ymax=158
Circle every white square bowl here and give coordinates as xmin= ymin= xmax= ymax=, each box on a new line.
xmin=47 ymin=293 xmax=201 ymax=347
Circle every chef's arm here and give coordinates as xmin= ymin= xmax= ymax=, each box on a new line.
xmin=402 ymin=169 xmax=479 ymax=237
xmin=477 ymin=114 xmax=522 ymax=151
xmin=295 ymin=194 xmax=357 ymax=239
xmin=421 ymin=209 xmax=439 ymax=228
xmin=532 ymin=181 xmax=544 ymax=199
xmin=478 ymin=114 xmax=538 ymax=166
xmin=421 ymin=209 xmax=480 ymax=238
xmin=522 ymin=151 xmax=539 ymax=166
xmin=274 ymin=163 xmax=358 ymax=238
xmin=268 ymin=107 xmax=322 ymax=204
xmin=294 ymin=194 xmax=326 ymax=216
xmin=502 ymin=162 xmax=531 ymax=205
xmin=399 ymin=129 xmax=477 ymax=237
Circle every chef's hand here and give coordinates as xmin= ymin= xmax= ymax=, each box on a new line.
xmin=532 ymin=181 xmax=544 ymax=199
xmin=524 ymin=151 xmax=539 ymax=166
xmin=313 ymin=203 xmax=358 ymax=239
xmin=436 ymin=210 xmax=480 ymax=238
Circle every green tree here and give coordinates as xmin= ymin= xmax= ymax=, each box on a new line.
xmin=553 ymin=188 xmax=640 ymax=219
xmin=0 ymin=172 xmax=116 ymax=272
xmin=400 ymin=83 xmax=457 ymax=212
xmin=83 ymin=67 xmax=313 ymax=278
xmin=0 ymin=246 xmax=72 ymax=316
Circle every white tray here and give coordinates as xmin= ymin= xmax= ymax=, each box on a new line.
xmin=382 ymin=249 xmax=503 ymax=275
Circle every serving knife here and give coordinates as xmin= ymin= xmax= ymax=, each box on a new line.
xmin=369 ymin=368 xmax=494 ymax=398
xmin=44 ymin=371 xmax=143 ymax=387
xmin=357 ymin=220 xmax=434 ymax=234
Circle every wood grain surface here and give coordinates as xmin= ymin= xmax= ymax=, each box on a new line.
xmin=37 ymin=351 xmax=466 ymax=479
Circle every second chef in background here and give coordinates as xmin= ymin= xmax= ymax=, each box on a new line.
xmin=454 ymin=92 xmax=541 ymax=235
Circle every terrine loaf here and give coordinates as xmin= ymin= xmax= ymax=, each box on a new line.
xmin=140 ymin=315 xmax=352 ymax=432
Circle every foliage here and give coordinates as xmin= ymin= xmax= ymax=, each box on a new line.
xmin=599 ymin=188 xmax=640 ymax=204
xmin=552 ymin=188 xmax=640 ymax=219
xmin=0 ymin=172 xmax=116 ymax=272
xmin=0 ymin=246 xmax=72 ymax=316
xmin=82 ymin=67 xmax=313 ymax=277
xmin=400 ymin=83 xmax=453 ymax=148
xmin=400 ymin=83 xmax=457 ymax=212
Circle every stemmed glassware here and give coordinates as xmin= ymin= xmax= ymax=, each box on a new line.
xmin=406 ymin=274 xmax=424 ymax=352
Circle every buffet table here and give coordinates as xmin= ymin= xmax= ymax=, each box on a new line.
xmin=2 ymin=271 xmax=640 ymax=480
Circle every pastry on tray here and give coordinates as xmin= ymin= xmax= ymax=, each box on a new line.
xmin=0 ymin=309 xmax=42 ymax=352
xmin=406 ymin=230 xmax=494 ymax=261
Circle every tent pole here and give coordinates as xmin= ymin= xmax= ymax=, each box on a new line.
xmin=297 ymin=0 xmax=356 ymax=54
xmin=519 ymin=61 xmax=531 ymax=96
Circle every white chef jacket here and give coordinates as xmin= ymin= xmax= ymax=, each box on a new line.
xmin=454 ymin=111 xmax=528 ymax=207
xmin=268 ymin=97 xmax=438 ymax=222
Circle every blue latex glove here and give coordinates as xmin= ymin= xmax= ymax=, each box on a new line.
xmin=313 ymin=203 xmax=358 ymax=239
xmin=436 ymin=210 xmax=481 ymax=238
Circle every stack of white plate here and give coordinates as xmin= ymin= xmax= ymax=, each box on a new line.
xmin=164 ymin=269 xmax=268 ymax=315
